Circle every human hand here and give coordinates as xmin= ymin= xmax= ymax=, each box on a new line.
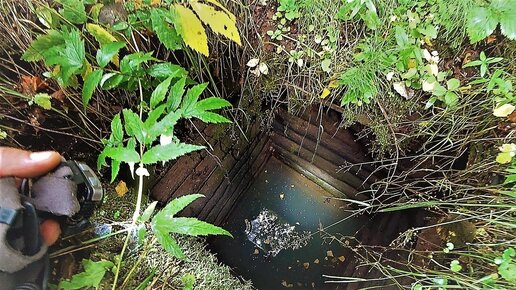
xmin=0 ymin=147 xmax=62 ymax=245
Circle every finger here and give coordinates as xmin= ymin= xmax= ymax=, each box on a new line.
xmin=40 ymin=219 xmax=61 ymax=245
xmin=0 ymin=147 xmax=61 ymax=178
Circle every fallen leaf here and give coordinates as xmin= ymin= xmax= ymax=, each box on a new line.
xmin=486 ymin=35 xmax=497 ymax=44
xmin=303 ymin=262 xmax=310 ymax=269
xmin=328 ymin=80 xmax=339 ymax=88
xmin=326 ymin=250 xmax=334 ymax=257
xmin=314 ymin=259 xmax=320 ymax=264
xmin=279 ymin=193 xmax=285 ymax=200
xmin=20 ymin=75 xmax=47 ymax=95
xmin=246 ymin=58 xmax=260 ymax=68
xmin=508 ymin=111 xmax=516 ymax=123
xmin=115 ymin=180 xmax=128 ymax=197
xmin=320 ymin=88 xmax=331 ymax=99
xmin=393 ymin=82 xmax=409 ymax=99
xmin=281 ymin=280 xmax=293 ymax=288
xmin=253 ymin=249 xmax=259 ymax=255
xmin=338 ymin=256 xmax=346 ymax=262
xmin=258 ymin=63 xmax=269 ymax=75
xmin=493 ymin=104 xmax=515 ymax=117
xmin=51 ymin=89 xmax=66 ymax=102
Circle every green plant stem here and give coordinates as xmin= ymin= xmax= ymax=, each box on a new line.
xmin=111 ymin=78 xmax=146 ymax=290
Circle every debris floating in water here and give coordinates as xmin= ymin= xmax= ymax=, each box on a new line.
xmin=244 ymin=209 xmax=311 ymax=257
xmin=326 ymin=250 xmax=334 ymax=257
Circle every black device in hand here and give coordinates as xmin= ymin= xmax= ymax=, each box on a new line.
xmin=0 ymin=160 xmax=103 ymax=290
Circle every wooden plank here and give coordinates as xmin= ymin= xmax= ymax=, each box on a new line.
xmin=271 ymin=129 xmax=367 ymax=191
xmin=197 ymin=133 xmax=265 ymax=221
xmin=214 ymin=139 xmax=273 ymax=225
xmin=206 ymin=136 xmax=270 ymax=224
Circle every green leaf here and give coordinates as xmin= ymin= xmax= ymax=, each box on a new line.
xmin=22 ymin=30 xmax=65 ymax=62
xmin=104 ymin=146 xmax=140 ymax=163
xmin=58 ymin=0 xmax=87 ymax=24
xmin=143 ymin=105 xmax=167 ymax=130
xmin=110 ymin=113 xmax=124 ymax=144
xmin=120 ymin=52 xmax=156 ymax=74
xmin=467 ymin=7 xmax=498 ymax=43
xmin=154 ymin=217 xmax=232 ymax=237
xmin=191 ymin=111 xmax=231 ymax=123
xmin=450 ymin=260 xmax=462 ymax=273
xmin=156 ymin=194 xmax=204 ymax=218
xmin=444 ymin=91 xmax=458 ymax=107
xmin=447 ymin=78 xmax=460 ymax=91
xmin=361 ymin=9 xmax=380 ymax=30
xmin=146 ymin=110 xmax=182 ymax=143
xmin=154 ymin=229 xmax=185 ymax=259
xmin=181 ymin=83 xmax=208 ymax=113
xmin=480 ymin=64 xmax=487 ymax=77
xmin=150 ymin=9 xmax=182 ymax=51
xmin=82 ymin=69 xmax=103 ymax=109
xmin=150 ymin=76 xmax=173 ymax=109
xmin=58 ymin=259 xmax=114 ymax=290
xmin=433 ymin=84 xmax=447 ymax=97
xmin=99 ymin=72 xmax=123 ymax=90
xmin=499 ymin=2 xmax=516 ymax=40
xmin=111 ymin=160 xmax=120 ymax=183
xmin=96 ymin=42 xmax=126 ymax=68
xmin=142 ymin=143 xmax=204 ymax=164
xmin=139 ymin=201 xmax=158 ymax=223
xmin=168 ymin=77 xmax=186 ymax=111
xmin=45 ymin=28 xmax=85 ymax=86
xmin=33 ymin=93 xmax=52 ymax=110
xmin=195 ymin=97 xmax=232 ymax=111
xmin=463 ymin=60 xmax=483 ymax=68
xmin=148 ymin=63 xmax=187 ymax=79
xmin=181 ymin=274 xmax=196 ymax=290
xmin=123 ymin=109 xmax=144 ymax=142
xmin=498 ymin=261 xmax=516 ymax=282
xmin=394 ymin=26 xmax=410 ymax=47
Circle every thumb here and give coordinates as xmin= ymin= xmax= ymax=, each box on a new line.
xmin=0 ymin=147 xmax=61 ymax=178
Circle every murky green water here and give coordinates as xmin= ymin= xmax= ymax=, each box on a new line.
xmin=209 ymin=157 xmax=368 ymax=289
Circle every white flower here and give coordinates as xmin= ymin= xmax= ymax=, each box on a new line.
xmin=386 ymin=71 xmax=395 ymax=81
xmin=136 ymin=166 xmax=150 ymax=177
xmin=429 ymin=63 xmax=439 ymax=76
xmin=493 ymin=103 xmax=516 ymax=117
xmin=390 ymin=15 xmax=397 ymax=22
xmin=246 ymin=58 xmax=260 ymax=68
xmin=297 ymin=58 xmax=304 ymax=68
xmin=160 ymin=134 xmax=173 ymax=146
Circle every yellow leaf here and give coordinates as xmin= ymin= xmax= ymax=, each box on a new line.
xmin=115 ymin=180 xmax=129 ymax=197
xmin=199 ymin=0 xmax=236 ymax=22
xmin=328 ymin=80 xmax=339 ymax=88
xmin=151 ymin=0 xmax=161 ymax=6
xmin=320 ymin=88 xmax=331 ymax=99
xmin=86 ymin=23 xmax=117 ymax=46
xmin=172 ymin=4 xmax=209 ymax=56
xmin=189 ymin=0 xmax=241 ymax=45
xmin=496 ymin=152 xmax=513 ymax=164
xmin=82 ymin=60 xmax=92 ymax=79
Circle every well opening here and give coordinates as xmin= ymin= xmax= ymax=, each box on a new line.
xmin=151 ymin=104 xmax=420 ymax=289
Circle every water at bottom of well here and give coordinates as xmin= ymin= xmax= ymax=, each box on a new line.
xmin=209 ymin=157 xmax=368 ymax=290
